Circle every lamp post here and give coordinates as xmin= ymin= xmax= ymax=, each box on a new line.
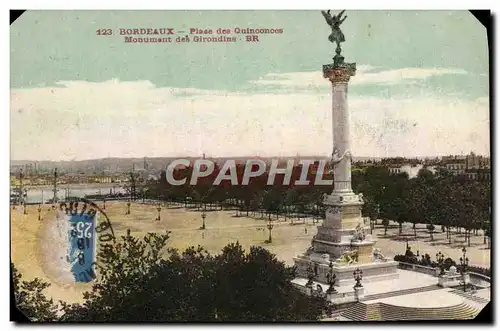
xmin=460 ymin=246 xmax=469 ymax=292
xmin=267 ymin=215 xmax=274 ymax=243
xmin=38 ymin=204 xmax=41 ymax=220
xmin=52 ymin=168 xmax=58 ymax=204
xmin=306 ymin=264 xmax=315 ymax=288
xmin=353 ymin=268 xmax=363 ymax=288
xmin=326 ymin=261 xmax=337 ymax=294
xmin=19 ymin=168 xmax=24 ymax=206
xmin=436 ymin=251 xmax=445 ymax=275
xmin=201 ymin=211 xmax=206 ymax=230
xmin=156 ymin=204 xmax=162 ymax=221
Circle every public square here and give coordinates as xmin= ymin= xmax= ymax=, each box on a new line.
xmin=10 ymin=201 xmax=490 ymax=305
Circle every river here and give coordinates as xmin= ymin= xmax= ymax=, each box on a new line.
xmin=20 ymin=184 xmax=127 ymax=204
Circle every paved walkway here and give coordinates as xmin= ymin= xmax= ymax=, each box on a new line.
xmin=361 ymin=284 xmax=440 ymax=302
xmin=335 ymin=269 xmax=438 ymax=295
xmin=365 ymin=288 xmax=463 ymax=308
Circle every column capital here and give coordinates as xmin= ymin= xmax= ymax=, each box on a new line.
xmin=323 ymin=62 xmax=356 ymax=84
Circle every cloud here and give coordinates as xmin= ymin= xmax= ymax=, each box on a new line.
xmin=249 ymin=67 xmax=468 ymax=88
xmin=10 ymin=79 xmax=489 ymax=161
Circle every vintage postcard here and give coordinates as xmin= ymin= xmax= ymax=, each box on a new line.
xmin=10 ymin=10 xmax=491 ymax=322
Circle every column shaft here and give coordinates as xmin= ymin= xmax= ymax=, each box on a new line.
xmin=332 ymin=82 xmax=352 ymax=193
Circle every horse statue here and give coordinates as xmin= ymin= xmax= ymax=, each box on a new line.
xmin=336 ymin=249 xmax=358 ymax=265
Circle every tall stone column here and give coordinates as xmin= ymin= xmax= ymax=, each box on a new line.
xmin=310 ymin=61 xmax=368 ymax=259
xmin=325 ymin=64 xmax=356 ymax=194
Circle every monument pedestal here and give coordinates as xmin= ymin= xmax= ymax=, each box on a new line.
xmin=294 ymin=256 xmax=399 ymax=287
xmin=293 ymin=185 xmax=399 ymax=287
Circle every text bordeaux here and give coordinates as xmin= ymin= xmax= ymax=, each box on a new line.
xmin=120 ymin=28 xmax=175 ymax=35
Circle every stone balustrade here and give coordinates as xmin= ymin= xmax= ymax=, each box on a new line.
xmin=397 ymin=261 xmax=440 ymax=277
xmin=327 ymin=291 xmax=356 ymax=305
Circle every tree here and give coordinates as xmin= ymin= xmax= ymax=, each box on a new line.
xmin=484 ymin=224 xmax=491 ymax=249
xmin=381 ymin=219 xmax=390 ymax=236
xmin=482 ymin=221 xmax=491 ymax=245
xmin=426 ymin=223 xmax=435 ymax=241
xmin=284 ymin=189 xmax=299 ymax=224
xmin=61 ymin=231 xmax=330 ymax=322
xmin=382 ymin=173 xmax=410 ymax=236
xmin=361 ymin=195 xmax=378 ymax=230
xmin=12 ymin=263 xmax=59 ymax=321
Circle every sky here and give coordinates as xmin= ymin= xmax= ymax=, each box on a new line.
xmin=10 ymin=10 xmax=489 ymax=161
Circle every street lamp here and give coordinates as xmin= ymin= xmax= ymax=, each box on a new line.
xmin=19 ymin=169 xmax=24 ymax=206
xmin=460 ymin=247 xmax=469 ymax=292
xmin=37 ymin=204 xmax=41 ymax=220
xmin=436 ymin=251 xmax=445 ymax=275
xmin=267 ymin=215 xmax=274 ymax=243
xmin=306 ymin=264 xmax=315 ymax=288
xmin=201 ymin=211 xmax=206 ymax=230
xmin=353 ymin=268 xmax=363 ymax=288
xmin=326 ymin=261 xmax=337 ymax=294
xmin=156 ymin=204 xmax=162 ymax=221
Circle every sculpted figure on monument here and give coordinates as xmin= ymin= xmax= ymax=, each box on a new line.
xmin=372 ymin=248 xmax=386 ymax=261
xmin=330 ymin=147 xmax=352 ymax=166
xmin=336 ymin=249 xmax=358 ymax=265
xmin=352 ymin=222 xmax=366 ymax=242
xmin=321 ymin=10 xmax=347 ymax=46
xmin=327 ymin=205 xmax=341 ymax=214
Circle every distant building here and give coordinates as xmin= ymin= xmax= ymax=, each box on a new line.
xmin=465 ymin=168 xmax=490 ymax=181
xmin=465 ymin=152 xmax=490 ymax=170
xmin=445 ymin=162 xmax=466 ymax=176
xmin=441 ymin=152 xmax=490 ymax=180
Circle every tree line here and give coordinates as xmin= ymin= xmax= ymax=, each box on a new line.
xmin=134 ymin=163 xmax=491 ymax=246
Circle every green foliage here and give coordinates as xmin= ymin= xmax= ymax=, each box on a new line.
xmin=484 ymin=227 xmax=491 ymax=238
xmin=394 ymin=249 xmax=490 ymax=277
xmin=11 ymin=263 xmax=59 ymax=321
xmin=60 ymin=232 xmax=329 ymax=322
